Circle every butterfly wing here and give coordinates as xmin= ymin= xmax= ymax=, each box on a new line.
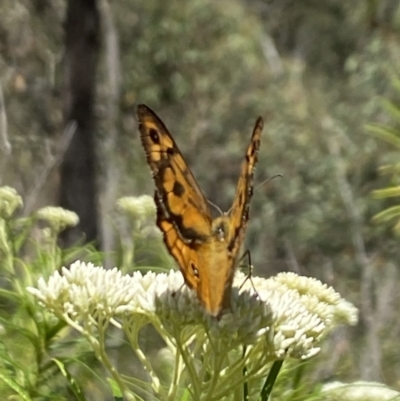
xmin=138 ymin=104 xmax=262 ymax=317
xmin=138 ymin=104 xmax=213 ymax=242
xmin=226 ymin=117 xmax=263 ymax=257
xmin=157 ymin=210 xmax=231 ymax=317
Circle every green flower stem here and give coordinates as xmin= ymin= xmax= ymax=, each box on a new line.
xmin=126 ymin=222 xmax=140 ymax=270
xmin=245 ymin=346 xmax=272 ymax=377
xmin=195 ymin=337 xmax=211 ymax=386
xmin=168 ymin=345 xmax=183 ymax=401
xmin=213 ymin=345 xmax=271 ymax=400
xmin=190 ymin=330 xmax=207 ymax=355
xmin=287 ymin=361 xmax=307 ymax=401
xmin=120 ymin=230 xmax=135 ymax=272
xmin=0 ymin=219 xmax=14 ymax=274
xmin=62 ymin=313 xmax=134 ymax=401
xmin=174 ymin=329 xmax=200 ymax=398
xmin=203 ymin=339 xmax=227 ymax=400
xmin=150 ymin=321 xmax=185 ymax=400
xmin=48 ymin=228 xmax=60 ymax=272
xmin=216 ymin=347 xmax=252 ymax=389
xmin=96 ymin=318 xmax=136 ymax=400
xmin=124 ymin=317 xmax=165 ymax=400
xmin=152 ymin=319 xmax=178 ymax=351
xmin=200 ymin=334 xmax=232 ymax=400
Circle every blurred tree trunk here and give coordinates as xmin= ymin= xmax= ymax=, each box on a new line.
xmin=98 ymin=0 xmax=121 ymax=268
xmin=326 ymin=119 xmax=382 ymax=381
xmin=60 ymin=0 xmax=100 ymax=246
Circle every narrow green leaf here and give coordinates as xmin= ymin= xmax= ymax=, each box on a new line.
xmin=260 ymin=360 xmax=284 ymax=401
xmin=371 ymin=186 xmax=400 ymax=199
xmin=373 ymin=206 xmax=400 ymax=223
xmin=107 ymin=378 xmax=123 ymax=399
xmin=377 ymin=163 xmax=400 ymax=175
xmin=0 ymin=371 xmax=33 ymax=401
xmin=366 ymin=124 xmax=400 ymax=149
xmin=180 ymin=388 xmax=192 ymax=401
xmin=243 ymin=345 xmax=248 ymax=401
xmin=382 ymin=99 xmax=400 ymax=123
xmin=53 ymin=358 xmax=87 ymax=401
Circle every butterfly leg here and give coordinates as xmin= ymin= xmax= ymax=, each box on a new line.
xmin=238 ymin=249 xmax=252 ymax=289
xmin=238 ymin=250 xmax=259 ymax=298
xmin=172 ymin=281 xmax=186 ymax=299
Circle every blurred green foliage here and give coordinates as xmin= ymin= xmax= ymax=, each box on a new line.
xmin=368 ymin=77 xmax=400 ymax=233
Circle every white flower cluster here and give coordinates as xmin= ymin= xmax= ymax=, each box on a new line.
xmin=30 ymin=264 xmax=131 ymax=321
xmin=117 ymin=195 xmax=156 ymax=221
xmin=28 ymin=261 xmax=357 ymax=362
xmin=0 ymin=186 xmax=23 ymax=219
xmin=36 ymin=206 xmax=79 ymax=233
xmin=238 ymin=272 xmax=358 ymax=359
xmin=321 ymin=381 xmax=400 ymax=401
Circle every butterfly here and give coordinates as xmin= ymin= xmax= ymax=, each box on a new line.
xmin=137 ymin=104 xmax=262 ymax=317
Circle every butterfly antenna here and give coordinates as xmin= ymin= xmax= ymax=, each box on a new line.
xmin=255 ymin=174 xmax=283 ymax=191
xmin=207 ymin=200 xmax=223 ymax=216
xmin=226 ymin=174 xmax=283 ymax=216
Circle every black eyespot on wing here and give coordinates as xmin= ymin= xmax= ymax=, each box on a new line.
xmin=190 ymin=262 xmax=199 ymax=277
xmin=149 ymin=128 xmax=160 ymax=144
xmin=173 ymin=181 xmax=185 ymax=197
xmin=167 ymin=147 xmax=175 ymax=155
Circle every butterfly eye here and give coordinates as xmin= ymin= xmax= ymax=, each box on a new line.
xmin=190 ymin=262 xmax=199 ymax=278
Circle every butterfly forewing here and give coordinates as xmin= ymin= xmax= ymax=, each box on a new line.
xmin=227 ymin=117 xmax=263 ymax=256
xmin=138 ymin=104 xmax=212 ymax=240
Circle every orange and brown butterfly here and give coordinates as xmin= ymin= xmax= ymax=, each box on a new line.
xmin=137 ymin=104 xmax=263 ymax=317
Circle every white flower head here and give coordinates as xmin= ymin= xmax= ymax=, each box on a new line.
xmin=117 ymin=195 xmax=156 ymax=221
xmin=0 ymin=186 xmax=23 ymax=219
xmin=36 ymin=206 xmax=79 ymax=234
xmin=28 ymin=261 xmax=137 ymax=326
xmin=236 ymin=271 xmax=358 ymax=359
xmin=321 ymin=380 xmax=400 ymax=401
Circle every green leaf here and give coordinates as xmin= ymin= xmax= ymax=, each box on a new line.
xmin=107 ymin=378 xmax=123 ymax=399
xmin=53 ymin=358 xmax=87 ymax=401
xmin=366 ymin=124 xmax=400 ymax=149
xmin=371 ymin=186 xmax=400 ymax=199
xmin=377 ymin=163 xmax=400 ymax=176
xmin=382 ymin=98 xmax=400 ymax=123
xmin=0 ymin=371 xmax=33 ymax=401
xmin=260 ymin=360 xmax=284 ymax=401
xmin=180 ymin=388 xmax=192 ymax=401
xmin=373 ymin=205 xmax=400 ymax=223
